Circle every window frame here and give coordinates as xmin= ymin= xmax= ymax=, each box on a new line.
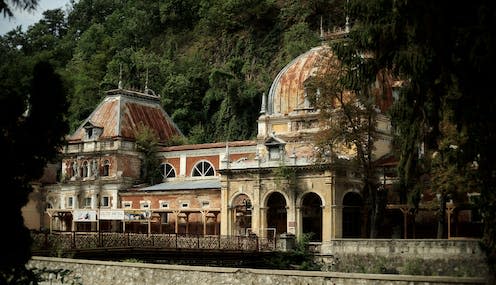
xmin=160 ymin=163 xmax=176 ymax=179
xmin=83 ymin=197 xmax=92 ymax=208
xmin=159 ymin=200 xmax=169 ymax=209
xmin=67 ymin=196 xmax=74 ymax=209
xmin=140 ymin=200 xmax=151 ymax=210
xmin=101 ymin=196 xmax=110 ymax=208
xmin=191 ymin=160 xmax=215 ymax=177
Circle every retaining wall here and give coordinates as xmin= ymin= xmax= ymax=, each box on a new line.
xmin=28 ymin=256 xmax=488 ymax=285
xmin=318 ymin=239 xmax=488 ymax=277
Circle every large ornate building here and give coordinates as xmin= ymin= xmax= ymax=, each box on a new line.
xmin=34 ymin=42 xmax=393 ymax=242
xmin=25 ymin=41 xmax=480 ymax=245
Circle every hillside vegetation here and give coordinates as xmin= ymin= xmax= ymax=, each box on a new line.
xmin=0 ymin=0 xmax=346 ymax=143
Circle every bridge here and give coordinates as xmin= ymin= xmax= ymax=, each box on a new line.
xmin=31 ymin=232 xmax=280 ymax=267
xmin=31 ymin=232 xmax=276 ymax=252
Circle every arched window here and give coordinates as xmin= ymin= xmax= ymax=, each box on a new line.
xmin=192 ymin=160 xmax=215 ymax=177
xmin=102 ymin=160 xmax=110 ymax=176
xmin=160 ymin=163 xmax=176 ymax=178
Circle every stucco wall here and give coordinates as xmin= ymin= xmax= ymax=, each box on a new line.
xmin=28 ymin=256 xmax=488 ymax=285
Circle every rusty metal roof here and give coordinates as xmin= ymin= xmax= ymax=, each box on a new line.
xmin=268 ymin=45 xmax=335 ymax=115
xmin=69 ymin=89 xmax=183 ymax=142
xmin=267 ymin=45 xmax=395 ymax=115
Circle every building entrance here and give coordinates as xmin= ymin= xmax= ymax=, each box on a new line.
xmin=266 ymin=192 xmax=287 ymax=236
xmin=232 ymin=194 xmax=252 ymax=235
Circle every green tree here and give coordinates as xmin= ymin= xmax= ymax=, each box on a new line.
xmin=0 ymin=0 xmax=37 ymax=18
xmin=135 ymin=124 xmax=162 ymax=185
xmin=344 ymin=0 xmax=496 ymax=274
xmin=0 ymin=61 xmax=69 ymax=284
xmin=308 ymin=49 xmax=387 ymax=238
xmin=66 ymin=22 xmax=113 ymax=131
xmin=430 ymin=115 xmax=477 ymax=238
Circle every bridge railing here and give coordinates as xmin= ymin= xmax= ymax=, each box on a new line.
xmin=31 ymin=232 xmax=277 ymax=252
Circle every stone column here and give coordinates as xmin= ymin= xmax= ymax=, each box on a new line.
xmin=201 ymin=210 xmax=209 ymax=235
xmin=185 ymin=213 xmax=190 ymax=234
xmin=295 ymin=206 xmax=302 ymax=238
xmin=334 ymin=205 xmax=343 ymax=238
xmin=179 ymin=154 xmax=186 ymax=177
xmin=74 ymin=193 xmax=79 ymax=209
xmin=220 ymin=176 xmax=230 ymax=235
xmin=112 ymin=191 xmax=118 ymax=209
xmin=91 ymin=193 xmax=97 ymax=209
xmin=259 ymin=207 xmax=267 ymax=238
xmin=287 ymin=199 xmax=296 ymax=235
xmin=322 ymin=204 xmax=332 ymax=242
xmin=173 ymin=210 xmax=180 ymax=234
xmin=251 ymin=173 xmax=261 ymax=235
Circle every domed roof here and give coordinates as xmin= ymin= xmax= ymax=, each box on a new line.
xmin=268 ymin=45 xmax=335 ymax=115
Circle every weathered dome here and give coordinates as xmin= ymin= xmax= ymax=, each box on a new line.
xmin=267 ymin=45 xmax=334 ymax=115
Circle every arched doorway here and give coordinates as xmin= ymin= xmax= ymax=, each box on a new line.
xmin=232 ymin=194 xmax=252 ymax=235
xmin=301 ymin=192 xmax=322 ymax=241
xmin=266 ymin=192 xmax=287 ymax=237
xmin=342 ymin=192 xmax=363 ymax=238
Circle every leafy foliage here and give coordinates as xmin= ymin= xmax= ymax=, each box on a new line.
xmin=0 ymin=61 xmax=69 ymax=283
xmin=261 ymin=233 xmax=321 ymax=271
xmin=344 ymin=0 xmax=496 ymax=274
xmin=0 ymin=0 xmax=38 ymax=18
xmin=307 ymin=43 xmax=387 ymax=237
xmin=1 ymin=0 xmax=347 ymax=144
xmin=135 ymin=124 xmax=162 ymax=185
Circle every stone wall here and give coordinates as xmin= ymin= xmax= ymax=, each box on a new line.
xmin=318 ymin=239 xmax=488 ymax=277
xmin=28 ymin=256 xmax=488 ymax=285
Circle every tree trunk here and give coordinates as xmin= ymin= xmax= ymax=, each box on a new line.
xmin=369 ymin=184 xmax=387 ymax=238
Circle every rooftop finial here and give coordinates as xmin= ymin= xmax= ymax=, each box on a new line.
xmin=118 ymin=64 xmax=123 ymax=89
xmin=260 ymin=92 xmax=267 ymax=115
xmin=345 ymin=0 xmax=350 ymax=33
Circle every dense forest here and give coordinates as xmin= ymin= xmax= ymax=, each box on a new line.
xmin=0 ymin=0 xmax=346 ymax=144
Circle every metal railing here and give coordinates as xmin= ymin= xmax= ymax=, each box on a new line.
xmin=31 ymin=232 xmax=276 ymax=252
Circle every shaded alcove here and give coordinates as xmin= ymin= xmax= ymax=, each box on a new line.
xmin=342 ymin=192 xmax=363 ymax=238
xmin=301 ymin=192 xmax=322 ymax=241
xmin=232 ymin=194 xmax=252 ymax=235
xmin=266 ymin=192 xmax=287 ymax=237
